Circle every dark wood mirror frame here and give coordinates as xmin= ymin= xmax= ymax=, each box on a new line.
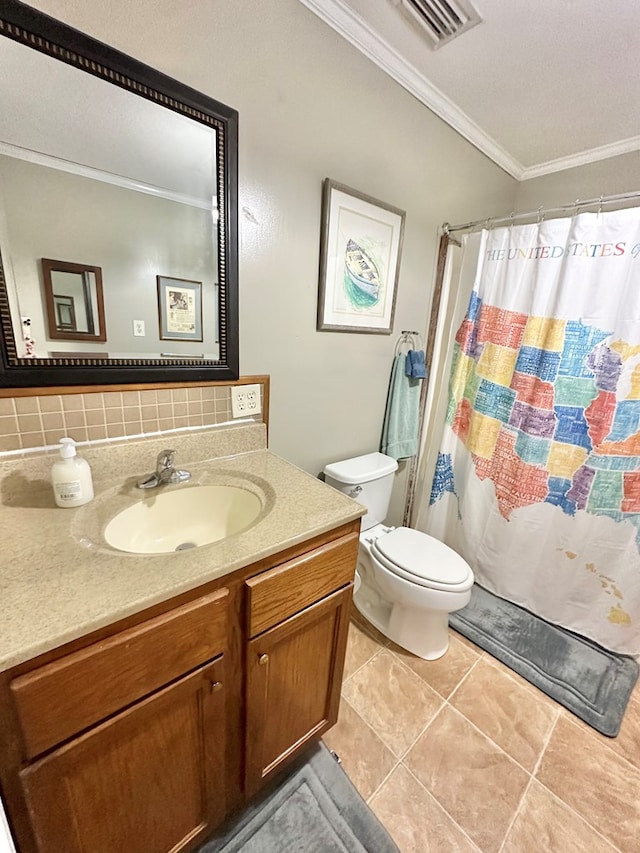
xmin=42 ymin=259 xmax=107 ymax=343
xmin=0 ymin=0 xmax=239 ymax=388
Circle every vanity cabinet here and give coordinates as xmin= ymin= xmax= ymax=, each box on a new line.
xmin=19 ymin=657 xmax=226 ymax=853
xmin=244 ymin=532 xmax=356 ymax=793
xmin=6 ymin=590 xmax=229 ymax=853
xmin=0 ymin=520 xmax=360 ymax=853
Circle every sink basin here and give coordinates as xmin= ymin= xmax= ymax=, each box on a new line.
xmin=104 ymin=485 xmax=262 ymax=554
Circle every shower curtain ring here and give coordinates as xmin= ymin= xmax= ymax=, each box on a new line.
xmin=537 ymin=206 xmax=544 ymax=224
xmin=598 ymin=195 xmax=604 ymax=215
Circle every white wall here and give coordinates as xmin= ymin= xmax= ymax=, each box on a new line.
xmin=25 ymin=0 xmax=517 ymax=524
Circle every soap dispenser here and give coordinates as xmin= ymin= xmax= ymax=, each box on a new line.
xmin=51 ymin=437 xmax=94 ymax=508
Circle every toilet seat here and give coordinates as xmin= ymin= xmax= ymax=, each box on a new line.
xmin=370 ymin=527 xmax=472 ymax=591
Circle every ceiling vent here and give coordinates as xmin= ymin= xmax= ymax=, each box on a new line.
xmin=393 ymin=0 xmax=482 ymax=49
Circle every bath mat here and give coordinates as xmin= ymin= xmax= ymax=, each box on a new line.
xmin=198 ymin=741 xmax=399 ymax=852
xmin=450 ymin=585 xmax=639 ymax=737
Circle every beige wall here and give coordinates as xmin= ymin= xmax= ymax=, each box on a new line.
xmin=0 ymin=158 xmax=217 ymax=359
xmin=8 ymin=2 xmax=640 ymax=521
xmin=516 ymin=151 xmax=640 ymax=211
xmin=24 ymin=0 xmax=518 ymax=523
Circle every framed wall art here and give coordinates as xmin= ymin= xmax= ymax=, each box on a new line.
xmin=317 ymin=179 xmax=405 ymax=333
xmin=157 ymin=276 xmax=203 ymax=342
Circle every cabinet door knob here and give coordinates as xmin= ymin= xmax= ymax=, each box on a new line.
xmin=258 ymin=653 xmax=269 ymax=666
xmin=210 ymin=680 xmax=223 ymax=692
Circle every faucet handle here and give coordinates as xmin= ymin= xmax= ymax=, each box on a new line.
xmin=156 ymin=449 xmax=176 ymax=471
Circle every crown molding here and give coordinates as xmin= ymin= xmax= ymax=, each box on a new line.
xmin=520 ymin=135 xmax=640 ymax=181
xmin=0 ymin=142 xmax=213 ymax=210
xmin=298 ymin=0 xmax=524 ymax=179
xmin=299 ymin=0 xmax=640 ymax=182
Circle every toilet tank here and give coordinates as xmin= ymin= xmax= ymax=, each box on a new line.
xmin=323 ymin=452 xmax=398 ymax=531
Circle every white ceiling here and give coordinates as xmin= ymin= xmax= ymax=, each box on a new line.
xmin=299 ymin=0 xmax=640 ymax=180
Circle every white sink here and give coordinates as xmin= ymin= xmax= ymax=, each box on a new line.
xmin=104 ymin=485 xmax=262 ymax=554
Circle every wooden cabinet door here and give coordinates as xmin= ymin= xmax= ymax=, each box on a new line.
xmin=245 ymin=585 xmax=352 ymax=795
xmin=19 ymin=657 xmax=226 ymax=853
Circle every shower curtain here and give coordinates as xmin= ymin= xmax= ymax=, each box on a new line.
xmin=415 ymin=207 xmax=640 ymax=658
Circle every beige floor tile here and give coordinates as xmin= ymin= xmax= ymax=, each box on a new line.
xmin=389 ymin=633 xmax=481 ymax=699
xmin=536 ymin=715 xmax=640 ymax=852
xmin=342 ymin=619 xmax=384 ymax=680
xmin=405 ymin=706 xmax=529 ymax=853
xmin=600 ymin=682 xmax=640 ymax=769
xmin=322 ymin=698 xmax=397 ymax=801
xmin=342 ymin=648 xmax=444 ymax=757
xmin=339 ymin=615 xmax=638 ymax=852
xmin=450 ymin=627 xmax=483 ymax=653
xmin=503 ymin=780 xmax=618 ymax=853
xmin=449 ymin=657 xmax=558 ymax=771
xmin=562 ymin=684 xmax=640 ymax=771
xmin=369 ymin=764 xmax=480 ymax=853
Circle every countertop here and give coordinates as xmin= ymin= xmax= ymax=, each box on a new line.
xmin=0 ymin=424 xmax=364 ymax=672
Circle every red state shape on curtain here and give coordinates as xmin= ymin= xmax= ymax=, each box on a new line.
xmin=585 ymin=390 xmax=617 ymax=447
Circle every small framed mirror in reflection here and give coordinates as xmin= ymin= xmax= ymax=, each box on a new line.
xmin=42 ymin=259 xmax=106 ymax=344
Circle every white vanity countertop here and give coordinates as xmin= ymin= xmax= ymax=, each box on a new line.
xmin=0 ymin=424 xmax=364 ymax=672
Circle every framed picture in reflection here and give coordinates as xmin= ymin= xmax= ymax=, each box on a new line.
xmin=157 ymin=276 xmax=203 ymax=342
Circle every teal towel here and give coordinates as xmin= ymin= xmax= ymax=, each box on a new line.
xmin=380 ymin=353 xmax=421 ymax=460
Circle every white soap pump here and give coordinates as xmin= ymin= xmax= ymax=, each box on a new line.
xmin=51 ymin=437 xmax=94 ymax=508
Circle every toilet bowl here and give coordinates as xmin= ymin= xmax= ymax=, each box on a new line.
xmin=324 ymin=452 xmax=474 ymax=660
xmin=356 ymin=523 xmax=473 ymax=659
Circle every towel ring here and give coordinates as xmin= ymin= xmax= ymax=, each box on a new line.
xmin=394 ymin=330 xmax=421 ymax=355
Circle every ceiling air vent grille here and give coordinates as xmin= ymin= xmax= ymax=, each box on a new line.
xmin=394 ymin=0 xmax=482 ymax=49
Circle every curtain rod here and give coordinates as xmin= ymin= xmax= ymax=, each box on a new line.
xmin=442 ymin=189 xmax=640 ymax=235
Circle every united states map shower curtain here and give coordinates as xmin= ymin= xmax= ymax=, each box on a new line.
xmin=425 ymin=207 xmax=640 ymax=657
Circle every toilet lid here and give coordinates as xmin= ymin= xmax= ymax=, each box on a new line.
xmin=371 ymin=527 xmax=470 ymax=585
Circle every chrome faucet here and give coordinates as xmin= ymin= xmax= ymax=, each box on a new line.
xmin=136 ymin=449 xmax=191 ymax=489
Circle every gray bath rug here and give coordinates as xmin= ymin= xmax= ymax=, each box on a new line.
xmin=198 ymin=742 xmax=399 ymax=853
xmin=450 ymin=584 xmax=639 ymax=737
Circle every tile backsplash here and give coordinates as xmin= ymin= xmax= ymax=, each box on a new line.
xmin=0 ymin=380 xmax=267 ymax=456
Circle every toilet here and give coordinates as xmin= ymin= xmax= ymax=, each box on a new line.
xmin=324 ymin=451 xmax=474 ymax=660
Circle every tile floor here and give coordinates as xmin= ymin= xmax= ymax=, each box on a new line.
xmin=323 ymin=608 xmax=640 ymax=853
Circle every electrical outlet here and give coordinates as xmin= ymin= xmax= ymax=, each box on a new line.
xmin=133 ymin=319 xmax=145 ymax=337
xmin=231 ymin=384 xmax=262 ymax=418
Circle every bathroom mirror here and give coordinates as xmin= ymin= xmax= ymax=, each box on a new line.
xmin=0 ymin=0 xmax=239 ymax=387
